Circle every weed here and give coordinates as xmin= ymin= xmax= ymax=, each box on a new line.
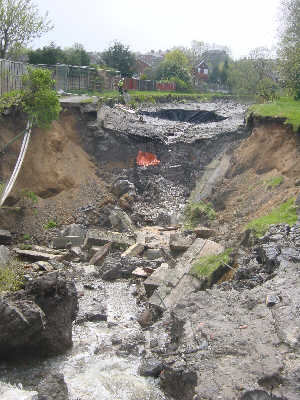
xmin=44 ymin=219 xmax=58 ymax=229
xmin=191 ymin=248 xmax=232 ymax=279
xmin=184 ymin=200 xmax=216 ymax=228
xmin=20 ymin=189 xmax=38 ymax=204
xmin=264 ymin=176 xmax=284 ymax=189
xmin=246 ymin=197 xmax=297 ymax=237
xmin=19 ymin=243 xmax=32 ymax=250
xmin=0 ymin=262 xmax=25 ymax=292
xmin=23 ymin=234 xmax=31 ymax=241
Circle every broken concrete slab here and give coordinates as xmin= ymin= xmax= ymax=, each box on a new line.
xmin=89 ymin=243 xmax=111 ymax=266
xmin=144 ymin=248 xmax=162 ymax=260
xmin=121 ymin=243 xmax=145 ymax=258
xmin=83 ymin=229 xmax=135 ymax=249
xmin=0 ymin=246 xmax=10 ymax=266
xmin=13 ymin=248 xmax=64 ymax=262
xmin=169 ymin=233 xmax=195 ymax=252
xmin=144 ymin=263 xmax=171 ymax=296
xmin=52 ymin=236 xmax=84 ymax=249
xmin=0 ymin=229 xmax=12 ymax=245
xmin=34 ymin=261 xmax=54 ymax=272
xmin=193 ymin=226 xmax=215 ymax=239
xmin=148 ymin=239 xmax=224 ymax=309
xmin=132 ymin=267 xmax=154 ymax=278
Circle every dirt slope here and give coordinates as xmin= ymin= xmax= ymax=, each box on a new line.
xmin=0 ymin=111 xmax=109 ymax=241
xmin=210 ymin=120 xmax=300 ymax=244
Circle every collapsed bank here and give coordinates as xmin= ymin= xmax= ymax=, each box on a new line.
xmin=0 ymin=97 xmax=299 ymax=400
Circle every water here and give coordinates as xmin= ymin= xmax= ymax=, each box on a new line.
xmin=0 ymin=275 xmax=167 ymax=400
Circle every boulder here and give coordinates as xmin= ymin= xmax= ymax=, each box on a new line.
xmin=0 ymin=245 xmax=10 ymax=266
xmin=83 ymin=229 xmax=135 ymax=249
xmin=0 ymin=229 xmax=12 ymax=245
xmin=37 ymin=372 xmax=69 ymax=400
xmin=138 ymin=358 xmax=164 ymax=377
xmin=170 ymin=233 xmax=195 ymax=252
xmin=0 ymin=272 xmax=78 ymax=358
xmin=89 ymin=243 xmax=111 ymax=266
xmin=111 ymin=178 xmax=135 ymax=198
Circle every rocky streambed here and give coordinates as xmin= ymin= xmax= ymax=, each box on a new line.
xmin=0 ymin=99 xmax=299 ymax=399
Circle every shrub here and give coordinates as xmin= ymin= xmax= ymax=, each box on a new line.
xmin=169 ymin=76 xmax=192 ymax=92
xmin=185 ymin=200 xmax=216 ymax=228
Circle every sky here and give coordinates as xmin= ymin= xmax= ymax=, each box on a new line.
xmin=33 ymin=0 xmax=281 ymax=59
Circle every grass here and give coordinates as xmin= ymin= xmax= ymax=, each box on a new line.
xmin=248 ymin=97 xmax=300 ymax=132
xmin=191 ymin=248 xmax=232 ymax=279
xmin=0 ymin=263 xmax=25 ymax=292
xmin=44 ymin=219 xmax=58 ymax=229
xmin=246 ymin=197 xmax=297 ymax=237
xmin=184 ymin=201 xmax=216 ymax=228
xmin=264 ymin=176 xmax=284 ymax=189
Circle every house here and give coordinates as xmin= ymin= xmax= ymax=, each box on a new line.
xmin=193 ymin=60 xmax=209 ymax=87
xmin=135 ymin=59 xmax=151 ymax=76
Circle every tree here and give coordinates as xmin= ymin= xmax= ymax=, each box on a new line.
xmin=0 ymin=0 xmax=52 ymax=59
xmin=278 ymin=0 xmax=300 ymax=98
xmin=28 ymin=42 xmax=66 ymax=65
xmin=63 ymin=43 xmax=90 ymax=66
xmin=102 ymin=41 xmax=137 ymax=77
xmin=155 ymin=49 xmax=192 ymax=86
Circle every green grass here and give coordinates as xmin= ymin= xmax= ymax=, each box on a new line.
xmin=264 ymin=176 xmax=284 ymax=189
xmin=44 ymin=219 xmax=58 ymax=229
xmin=191 ymin=248 xmax=232 ymax=279
xmin=0 ymin=263 xmax=25 ymax=292
xmin=184 ymin=201 xmax=216 ymax=228
xmin=248 ymin=97 xmax=300 ymax=132
xmin=246 ymin=197 xmax=297 ymax=237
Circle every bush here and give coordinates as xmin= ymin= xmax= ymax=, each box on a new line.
xmin=169 ymin=77 xmax=192 ymax=92
xmin=22 ymin=68 xmax=61 ymax=128
xmin=184 ymin=200 xmax=216 ymax=228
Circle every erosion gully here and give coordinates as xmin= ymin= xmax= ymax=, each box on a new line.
xmin=0 ymin=100 xmax=248 ymax=399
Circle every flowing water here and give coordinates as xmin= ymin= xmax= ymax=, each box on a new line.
xmin=0 ymin=272 xmax=167 ymax=400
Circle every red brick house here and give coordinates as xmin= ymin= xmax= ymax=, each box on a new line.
xmin=193 ymin=61 xmax=209 ymax=87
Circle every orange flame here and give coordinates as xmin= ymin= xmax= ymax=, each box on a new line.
xmin=136 ymin=150 xmax=160 ymax=167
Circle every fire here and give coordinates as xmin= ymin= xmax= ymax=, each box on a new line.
xmin=136 ymin=150 xmax=160 ymax=167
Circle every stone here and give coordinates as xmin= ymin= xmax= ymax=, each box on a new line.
xmin=138 ymin=358 xmax=164 ymax=377
xmin=0 ymin=229 xmax=12 ymax=245
xmin=34 ymin=261 xmax=54 ymax=272
xmin=83 ymin=229 xmax=135 ymax=249
xmin=61 ymin=223 xmax=86 ymax=238
xmin=193 ymin=226 xmax=215 ymax=239
xmin=121 ymin=243 xmax=145 ymax=258
xmin=37 ymin=372 xmax=69 ymax=400
xmin=266 ymin=294 xmax=281 ymax=307
xmin=0 ymin=272 xmax=78 ymax=358
xmin=137 ymin=309 xmax=153 ymax=328
xmin=160 ymin=367 xmax=198 ymax=400
xmin=89 ymin=243 xmax=111 ymax=266
xmin=0 ymin=245 xmax=10 ymax=266
xmin=170 ymin=233 xmax=195 ymax=252
xmin=111 ymin=178 xmax=135 ymax=198
xmin=144 ymin=248 xmax=162 ymax=260
xmin=144 ymin=263 xmax=171 ymax=296
xmin=13 ymin=248 xmax=64 ymax=262
xmin=52 ymin=236 xmax=84 ymax=250
xmin=132 ymin=267 xmax=154 ymax=278
xmin=0 ymin=385 xmax=38 ymax=400
xmin=109 ymin=207 xmax=135 ymax=234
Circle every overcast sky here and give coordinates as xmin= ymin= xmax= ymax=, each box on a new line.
xmin=33 ymin=0 xmax=281 ymax=58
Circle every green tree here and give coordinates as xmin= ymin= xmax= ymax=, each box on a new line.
xmin=0 ymin=0 xmax=52 ymax=59
xmin=63 ymin=43 xmax=90 ymax=66
xmin=22 ymin=68 xmax=61 ymax=128
xmin=28 ymin=42 xmax=66 ymax=65
xmin=155 ymin=49 xmax=192 ymax=85
xmin=102 ymin=41 xmax=137 ymax=77
xmin=278 ymin=0 xmax=300 ymax=98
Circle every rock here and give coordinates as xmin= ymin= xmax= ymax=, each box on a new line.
xmin=144 ymin=263 xmax=170 ymax=297
xmin=0 ymin=272 xmax=78 ymax=358
xmin=0 ymin=245 xmax=10 ymax=266
xmin=266 ymin=294 xmax=281 ymax=307
xmin=137 ymin=309 xmax=153 ymax=328
xmin=193 ymin=226 xmax=215 ymax=239
xmin=160 ymin=367 xmax=198 ymax=400
xmin=37 ymin=372 xmax=69 ymax=400
xmin=76 ymin=310 xmax=107 ymax=324
xmin=240 ymin=390 xmax=283 ymax=400
xmin=257 ymin=244 xmax=280 ymax=273
xmin=89 ymin=243 xmax=111 ymax=266
xmin=34 ymin=261 xmax=54 ymax=272
xmin=61 ymin=223 xmax=86 ymax=238
xmin=52 ymin=236 xmax=84 ymax=249
xmin=111 ymin=178 xmax=135 ymax=198
xmin=0 ymin=229 xmax=12 ymax=245
xmin=109 ymin=207 xmax=135 ymax=234
xmin=121 ymin=243 xmax=145 ymax=258
xmin=83 ymin=229 xmax=135 ymax=249
xmin=13 ymin=248 xmax=64 ymax=262
xmin=144 ymin=248 xmax=162 ymax=260
xmin=132 ymin=267 xmax=154 ymax=278
xmin=170 ymin=233 xmax=195 ymax=252
xmin=138 ymin=358 xmax=164 ymax=377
